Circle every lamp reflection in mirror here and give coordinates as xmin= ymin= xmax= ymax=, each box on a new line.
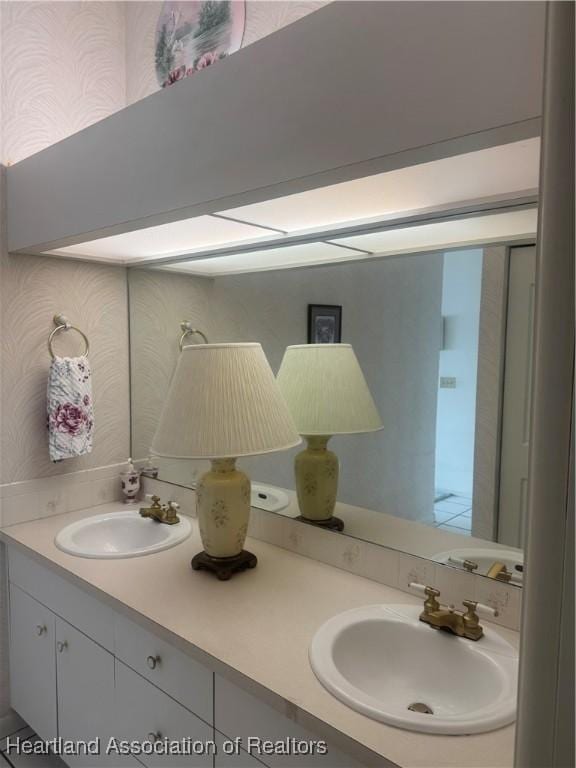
xmin=277 ymin=344 xmax=383 ymax=531
xmin=151 ymin=343 xmax=300 ymax=579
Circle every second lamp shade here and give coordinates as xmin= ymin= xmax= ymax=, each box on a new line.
xmin=276 ymin=344 xmax=383 ymax=435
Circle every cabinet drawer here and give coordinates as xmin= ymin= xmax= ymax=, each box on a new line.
xmin=9 ymin=584 xmax=57 ymax=741
xmin=8 ymin=547 xmax=114 ymax=651
xmin=215 ymin=676 xmax=364 ymax=768
xmin=115 ymin=613 xmax=213 ymax=724
xmin=114 ymin=661 xmax=214 ymax=768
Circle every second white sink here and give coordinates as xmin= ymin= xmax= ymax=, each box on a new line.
xmin=55 ymin=509 xmax=192 ymax=558
xmin=433 ymin=547 xmax=524 ymax=582
xmin=310 ymin=604 xmax=518 ymax=735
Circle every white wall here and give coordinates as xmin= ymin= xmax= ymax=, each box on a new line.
xmin=435 ymin=249 xmax=483 ymax=496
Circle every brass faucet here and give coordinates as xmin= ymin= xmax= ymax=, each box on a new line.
xmin=415 ymin=586 xmax=498 ymax=641
xmin=139 ymin=495 xmax=181 ymax=525
xmin=486 ymin=561 xmax=513 ymax=582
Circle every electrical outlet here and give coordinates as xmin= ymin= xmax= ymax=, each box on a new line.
xmin=440 ymin=376 xmax=457 ymax=389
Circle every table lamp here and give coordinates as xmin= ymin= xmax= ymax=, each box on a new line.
xmin=151 ymin=343 xmax=300 ymax=580
xmin=276 ymin=344 xmax=383 ymax=531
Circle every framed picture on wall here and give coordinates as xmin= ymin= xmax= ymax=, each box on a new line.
xmin=308 ymin=305 xmax=342 ymax=344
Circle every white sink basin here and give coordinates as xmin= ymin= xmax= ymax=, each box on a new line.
xmin=251 ymin=484 xmax=289 ymax=513
xmin=310 ymin=604 xmax=518 ymax=735
xmin=433 ymin=547 xmax=524 ymax=582
xmin=55 ymin=510 xmax=192 ymax=559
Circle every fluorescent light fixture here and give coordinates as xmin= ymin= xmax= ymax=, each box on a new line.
xmin=159 ymin=209 xmax=537 ymax=277
xmin=329 ymin=209 xmax=538 ymax=255
xmin=46 ymin=215 xmax=279 ymax=263
xmin=159 ymin=241 xmax=357 ymax=276
xmin=219 ymin=139 xmax=540 ymax=233
xmin=40 ymin=140 xmax=539 ymax=265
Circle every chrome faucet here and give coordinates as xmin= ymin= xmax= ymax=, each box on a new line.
xmin=139 ymin=495 xmax=180 ymax=525
xmin=409 ymin=583 xmax=498 ymax=642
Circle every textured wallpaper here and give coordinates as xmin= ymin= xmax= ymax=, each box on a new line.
xmin=129 ymin=268 xmax=216 ymax=464
xmin=0 ymin=248 xmax=131 ymax=484
xmin=0 ymin=1 xmax=130 ymax=485
xmin=1 ymin=1 xmax=126 ymax=165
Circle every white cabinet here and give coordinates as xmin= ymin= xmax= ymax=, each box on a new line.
xmin=114 ymin=661 xmax=213 ymax=768
xmin=56 ymin=618 xmax=116 ymax=766
xmin=7 ymin=547 xmax=367 ymax=768
xmin=9 ymin=584 xmax=57 ymax=742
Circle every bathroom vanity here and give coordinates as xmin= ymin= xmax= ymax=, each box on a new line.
xmin=1 ymin=504 xmax=519 ymax=768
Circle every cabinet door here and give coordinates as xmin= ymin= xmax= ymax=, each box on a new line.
xmin=114 ymin=660 xmax=214 ymax=768
xmin=215 ymin=676 xmax=365 ymax=768
xmin=215 ymin=732 xmax=267 ymax=768
xmin=9 ymin=584 xmax=57 ymax=741
xmin=56 ymin=618 xmax=117 ymax=766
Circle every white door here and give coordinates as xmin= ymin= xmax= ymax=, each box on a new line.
xmin=498 ymin=245 xmax=537 ymax=547
xmin=56 ymin=617 xmax=117 ymax=766
xmin=9 ymin=584 xmax=57 ymax=741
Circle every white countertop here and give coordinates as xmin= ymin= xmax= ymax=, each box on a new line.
xmin=272 ymin=489 xmax=522 ymax=562
xmin=1 ymin=504 xmax=518 ymax=768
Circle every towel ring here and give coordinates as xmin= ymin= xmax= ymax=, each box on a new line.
xmin=48 ymin=314 xmax=90 ymax=359
xmin=179 ymin=323 xmax=208 ymax=351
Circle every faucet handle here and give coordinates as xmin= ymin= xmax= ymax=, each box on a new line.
xmin=408 ymin=582 xmax=440 ymax=597
xmin=409 ymin=583 xmax=441 ymax=613
xmin=447 ymin=555 xmax=479 ymax=573
xmin=164 ymin=500 xmax=181 ymax=524
xmin=145 ymin=494 xmax=162 ymax=507
xmin=464 ymin=599 xmax=499 ymax=619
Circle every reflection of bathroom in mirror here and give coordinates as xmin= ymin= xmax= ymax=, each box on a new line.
xmin=129 ymin=241 xmax=535 ymax=585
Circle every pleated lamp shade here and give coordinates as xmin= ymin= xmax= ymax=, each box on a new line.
xmin=276 ymin=344 xmax=383 ymax=435
xmin=151 ymin=343 xmax=301 ymax=459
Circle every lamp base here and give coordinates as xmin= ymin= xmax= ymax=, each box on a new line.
xmin=191 ymin=550 xmax=257 ymax=580
xmin=295 ymin=436 xmax=340 ymax=528
xmin=296 ymin=515 xmax=345 ymax=532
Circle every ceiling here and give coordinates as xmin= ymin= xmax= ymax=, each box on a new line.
xmin=45 ymin=138 xmax=540 ymax=269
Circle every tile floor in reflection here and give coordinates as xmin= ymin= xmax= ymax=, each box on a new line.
xmin=433 ymin=494 xmax=472 ymax=535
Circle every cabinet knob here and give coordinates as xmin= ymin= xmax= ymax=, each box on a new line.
xmin=147 ymin=732 xmax=162 ymax=742
xmin=57 ymin=640 xmax=68 ymax=653
xmin=146 ymin=654 xmax=161 ymax=670
xmin=36 ymin=624 xmax=47 ymax=636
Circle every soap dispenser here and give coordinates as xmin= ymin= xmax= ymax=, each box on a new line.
xmin=140 ymin=454 xmax=159 ymax=479
xmin=120 ymin=457 xmax=141 ymax=504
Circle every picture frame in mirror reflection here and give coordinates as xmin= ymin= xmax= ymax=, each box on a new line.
xmin=308 ymin=304 xmax=342 ymax=344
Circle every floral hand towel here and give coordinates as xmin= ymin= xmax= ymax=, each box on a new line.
xmin=47 ymin=356 xmax=94 ymax=461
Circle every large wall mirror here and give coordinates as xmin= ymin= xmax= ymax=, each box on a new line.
xmin=128 ymin=230 xmax=536 ymax=588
